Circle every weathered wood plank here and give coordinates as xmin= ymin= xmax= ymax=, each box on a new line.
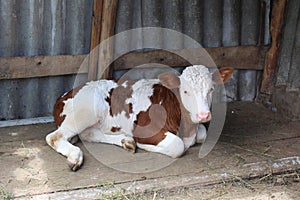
xmin=0 ymin=45 xmax=268 ymax=80
xmin=88 ymin=0 xmax=103 ymax=81
xmin=0 ymin=54 xmax=87 ymax=79
xmin=261 ymin=0 xmax=287 ymax=93
xmin=112 ymin=45 xmax=268 ymax=70
xmin=0 ymin=46 xmax=269 ymax=80
xmin=97 ymin=0 xmax=118 ymax=79
xmin=87 ymin=0 xmax=118 ymax=80
xmin=207 ymin=45 xmax=268 ymax=70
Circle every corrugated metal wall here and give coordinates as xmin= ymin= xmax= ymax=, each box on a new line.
xmin=114 ymin=0 xmax=270 ymax=101
xmin=276 ymin=0 xmax=300 ymax=90
xmin=272 ymin=0 xmax=300 ymax=119
xmin=0 ymin=0 xmax=270 ymax=121
xmin=0 ymin=0 xmax=92 ymax=120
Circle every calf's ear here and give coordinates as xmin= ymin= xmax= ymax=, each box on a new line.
xmin=212 ymin=67 xmax=234 ymax=84
xmin=158 ymin=72 xmax=180 ymax=89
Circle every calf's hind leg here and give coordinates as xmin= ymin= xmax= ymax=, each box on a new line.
xmin=46 ymin=97 xmax=101 ymax=170
xmin=46 ymin=127 xmax=83 ymax=171
xmin=80 ymin=127 xmax=136 ymax=152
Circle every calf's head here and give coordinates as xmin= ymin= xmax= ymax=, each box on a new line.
xmin=158 ymin=65 xmax=234 ymax=123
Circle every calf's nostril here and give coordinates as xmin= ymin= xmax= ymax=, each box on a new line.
xmin=196 ymin=112 xmax=211 ymax=121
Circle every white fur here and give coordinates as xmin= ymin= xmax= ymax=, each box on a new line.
xmin=100 ymin=110 xmax=135 ymax=135
xmin=179 ymin=65 xmax=213 ymax=123
xmin=46 ymin=80 xmax=118 ymax=169
xmin=128 ymin=79 xmax=160 ymax=114
xmin=61 ymin=80 xmax=117 ymax=133
xmin=183 ymin=134 xmax=196 ymax=149
xmin=80 ymin=127 xmax=134 ymax=146
xmin=46 ymin=127 xmax=83 ymax=169
xmin=196 ymin=124 xmax=207 ymax=143
xmin=137 ymin=132 xmax=185 ymax=158
xmin=121 ymin=80 xmax=128 ymax=88
xmin=180 ymin=65 xmax=213 ymax=93
xmin=182 ymin=124 xmax=207 ymax=148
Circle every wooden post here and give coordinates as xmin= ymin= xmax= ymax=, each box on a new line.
xmin=88 ymin=0 xmax=103 ymax=81
xmin=88 ymin=0 xmax=118 ymax=80
xmin=97 ymin=0 xmax=118 ymax=79
xmin=261 ymin=0 xmax=287 ymax=94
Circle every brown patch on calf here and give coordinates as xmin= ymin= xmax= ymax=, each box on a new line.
xmin=128 ymin=103 xmax=133 ymax=114
xmin=105 ymin=80 xmax=136 ymax=118
xmin=156 ymin=72 xmax=198 ymax=139
xmin=133 ymin=84 xmax=181 ymax=145
xmin=170 ymin=88 xmax=199 ymax=139
xmin=53 ymin=85 xmax=85 ymax=127
xmin=49 ymin=132 xmax=63 ymax=148
xmin=158 ymin=72 xmax=180 ymax=89
xmin=111 ymin=127 xmax=121 ymax=132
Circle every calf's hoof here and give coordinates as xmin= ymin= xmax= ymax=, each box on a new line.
xmin=67 ymin=159 xmax=82 ymax=171
xmin=121 ymin=139 xmax=136 ymax=153
xmin=67 ymin=148 xmax=83 ymax=171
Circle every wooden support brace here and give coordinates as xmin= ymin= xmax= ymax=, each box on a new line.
xmin=261 ymin=0 xmax=287 ymax=94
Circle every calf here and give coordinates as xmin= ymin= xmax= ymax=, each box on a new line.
xmin=46 ymin=65 xmax=233 ymax=171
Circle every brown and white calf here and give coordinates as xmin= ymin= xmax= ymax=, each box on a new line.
xmin=46 ymin=65 xmax=233 ymax=171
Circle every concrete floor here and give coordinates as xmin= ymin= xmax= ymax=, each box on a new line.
xmin=0 ymin=102 xmax=299 ymax=199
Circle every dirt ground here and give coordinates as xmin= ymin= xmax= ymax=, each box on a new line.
xmin=140 ymin=173 xmax=300 ymax=200
xmin=0 ymin=102 xmax=300 ymax=200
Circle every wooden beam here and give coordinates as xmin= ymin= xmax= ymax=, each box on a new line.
xmin=261 ymin=0 xmax=287 ymax=94
xmin=112 ymin=45 xmax=268 ymax=70
xmin=97 ymin=0 xmax=118 ymax=79
xmin=88 ymin=0 xmax=103 ymax=81
xmin=0 ymin=45 xmax=268 ymax=80
xmin=0 ymin=55 xmax=87 ymax=80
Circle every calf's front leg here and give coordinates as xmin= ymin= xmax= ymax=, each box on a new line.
xmin=196 ymin=124 xmax=207 ymax=144
xmin=182 ymin=124 xmax=207 ymax=149
xmin=136 ymin=132 xmax=185 ymax=158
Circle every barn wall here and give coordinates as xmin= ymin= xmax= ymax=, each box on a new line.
xmin=114 ymin=0 xmax=271 ymax=101
xmin=0 ymin=0 xmax=270 ymax=121
xmin=273 ymin=0 xmax=300 ymax=120
xmin=0 ymin=0 xmax=92 ymax=120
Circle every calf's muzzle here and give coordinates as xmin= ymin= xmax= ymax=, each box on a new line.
xmin=196 ymin=112 xmax=211 ymax=123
